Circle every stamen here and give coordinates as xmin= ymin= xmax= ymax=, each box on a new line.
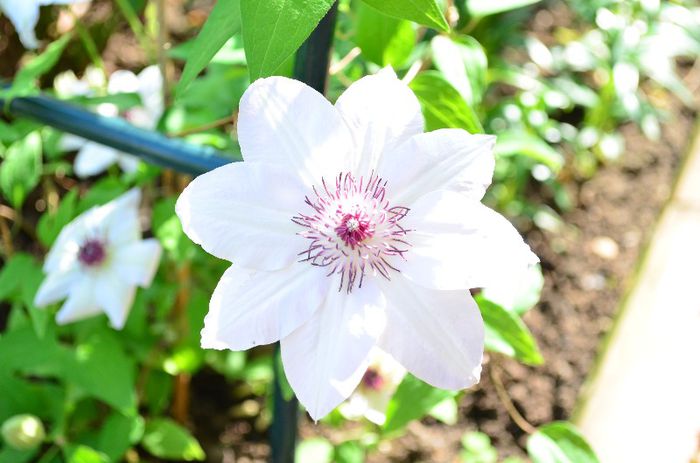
xmin=292 ymin=172 xmax=411 ymax=293
xmin=78 ymin=238 xmax=107 ymax=267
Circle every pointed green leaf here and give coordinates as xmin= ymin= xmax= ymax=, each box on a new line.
xmin=240 ymin=0 xmax=335 ymax=79
xmin=142 ymin=418 xmax=205 ymax=461
xmin=409 ymin=71 xmax=484 ymax=134
xmin=527 ymin=422 xmax=600 ymax=463
xmin=176 ymin=0 xmax=242 ymax=96
xmin=383 ymin=374 xmax=456 ymax=433
xmin=467 ymin=0 xmax=542 ymax=17
xmin=494 ymin=130 xmax=564 ymax=172
xmin=0 ymin=131 xmax=42 ymax=209
xmin=355 ymin=3 xmax=416 ymax=67
xmin=477 ymin=296 xmax=543 ymax=365
xmin=361 ymin=0 xmax=448 ymax=31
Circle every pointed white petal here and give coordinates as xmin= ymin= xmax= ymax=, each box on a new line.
xmin=136 ymin=65 xmax=164 ymax=122
xmin=1 ymin=0 xmax=40 ymax=49
xmin=378 ymin=276 xmax=484 ymax=390
xmin=176 ymin=162 xmax=307 ymax=270
xmin=94 ymin=273 xmax=136 ymax=329
xmin=280 ymin=279 xmax=386 ymax=421
xmin=107 ymin=70 xmax=140 ymax=94
xmin=34 ymin=267 xmax=80 ymax=307
xmin=335 ymin=67 xmax=424 ymax=175
xmin=56 ymin=277 xmax=101 ymax=325
xmin=402 ymin=190 xmax=538 ymax=290
xmin=201 ymin=264 xmax=329 ymax=351
xmin=59 ymin=134 xmax=87 ymax=152
xmin=112 ymin=239 xmax=161 ymax=287
xmin=237 ymin=77 xmax=354 ymax=186
xmin=74 ymin=143 xmax=119 ymax=177
xmin=378 ymin=129 xmax=496 ymax=205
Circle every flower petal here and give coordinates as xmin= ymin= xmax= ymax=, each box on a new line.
xmin=378 ymin=129 xmax=496 ymax=205
xmin=2 ymin=0 xmax=40 ymax=49
xmin=378 ymin=276 xmax=484 ymax=390
xmin=201 ymin=263 xmax=329 ymax=351
xmin=112 ymin=239 xmax=161 ymax=287
xmin=402 ymin=190 xmax=538 ymax=290
xmin=34 ymin=267 xmax=80 ymax=307
xmin=176 ymin=162 xmax=307 ymax=270
xmin=335 ymin=67 xmax=424 ymax=175
xmin=56 ymin=277 xmax=101 ymax=325
xmin=116 ymin=154 xmax=140 ymax=173
xmin=280 ymin=278 xmax=386 ymax=421
xmin=74 ymin=142 xmax=119 ymax=178
xmin=237 ymin=77 xmax=354 ymax=186
xmin=94 ymin=272 xmax=136 ymax=329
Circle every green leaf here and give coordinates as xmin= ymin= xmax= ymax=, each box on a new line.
xmin=494 ymin=130 xmax=564 ymax=172
xmin=480 ymin=264 xmax=544 ymax=315
xmin=6 ymin=35 xmax=72 ymax=98
xmin=334 ymin=441 xmax=365 ymax=463
xmin=383 ymin=374 xmax=456 ymax=433
xmin=96 ymin=413 xmax=145 ymax=462
xmin=428 ymin=397 xmax=458 ymax=425
xmin=360 ymin=0 xmax=448 ymax=31
xmin=295 ymin=438 xmax=333 ymax=463
xmin=409 ymin=71 xmax=484 ymax=134
xmin=466 ymin=0 xmax=542 ymax=17
xmin=240 ymin=0 xmax=335 ymax=79
xmin=63 ymin=445 xmax=109 ymax=463
xmin=355 ymin=3 xmax=416 ymax=68
xmin=0 ymin=253 xmax=36 ymax=302
xmin=527 ymin=422 xmax=600 ymax=463
xmin=0 ymin=131 xmax=42 ymax=209
xmin=142 ymin=418 xmax=205 ymax=461
xmin=477 ymin=296 xmax=543 ymax=365
xmin=37 ymin=190 xmax=78 ymax=247
xmin=431 ymin=35 xmax=487 ymax=106
xmin=176 ymin=0 xmax=242 ymax=95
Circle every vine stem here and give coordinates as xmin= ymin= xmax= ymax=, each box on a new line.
xmin=489 ymin=359 xmax=537 ymax=435
xmin=270 ymin=4 xmax=339 ymax=463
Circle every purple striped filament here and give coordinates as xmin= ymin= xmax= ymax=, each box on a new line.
xmin=293 ymin=172 xmax=411 ymax=293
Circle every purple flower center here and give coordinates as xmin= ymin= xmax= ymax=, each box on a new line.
xmin=293 ymin=172 xmax=411 ymax=293
xmin=78 ymin=239 xmax=106 ymax=267
xmin=361 ymin=368 xmax=384 ymax=391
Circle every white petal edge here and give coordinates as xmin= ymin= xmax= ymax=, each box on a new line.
xmin=94 ymin=272 xmax=136 ymax=329
xmin=378 ymin=276 xmax=484 ymax=390
xmin=378 ymin=129 xmax=496 ymax=206
xmin=402 ymin=190 xmax=538 ymax=291
xmin=280 ymin=278 xmax=386 ymax=421
xmin=55 ymin=277 xmax=101 ymax=325
xmin=112 ymin=239 xmax=161 ymax=287
xmin=335 ymin=67 xmax=424 ymax=175
xmin=74 ymin=142 xmax=120 ymax=178
xmin=34 ymin=267 xmax=80 ymax=307
xmin=201 ymin=263 xmax=329 ymax=351
xmin=1 ymin=0 xmax=40 ymax=49
xmin=237 ymin=76 xmax=355 ymax=186
xmin=176 ymin=162 xmax=307 ymax=270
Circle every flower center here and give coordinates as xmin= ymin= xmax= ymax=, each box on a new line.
xmin=361 ymin=368 xmax=384 ymax=391
xmin=78 ymin=239 xmax=107 ymax=267
xmin=293 ymin=172 xmax=411 ymax=293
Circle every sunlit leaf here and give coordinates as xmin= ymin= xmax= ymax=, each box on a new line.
xmin=360 ymin=0 xmax=448 ymax=31
xmin=494 ymin=130 xmax=564 ymax=172
xmin=384 ymin=374 xmax=456 ymax=433
xmin=466 ymin=0 xmax=542 ymax=17
xmin=527 ymin=422 xmax=600 ymax=463
xmin=142 ymin=418 xmax=205 ymax=461
xmin=0 ymin=131 xmax=42 ymax=209
xmin=355 ymin=3 xmax=416 ymax=67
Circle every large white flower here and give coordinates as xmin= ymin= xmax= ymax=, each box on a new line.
xmin=34 ymin=189 xmax=162 ymax=329
xmin=55 ymin=65 xmax=164 ymax=178
xmin=339 ymin=348 xmax=406 ymax=425
xmin=176 ymin=68 xmax=538 ymax=420
xmin=0 ymin=0 xmax=89 ymax=49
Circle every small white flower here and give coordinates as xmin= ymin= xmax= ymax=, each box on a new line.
xmin=34 ymin=189 xmax=162 ymax=329
xmin=176 ymin=68 xmax=538 ymax=420
xmin=0 ymin=0 xmax=90 ymax=49
xmin=339 ymin=348 xmax=406 ymax=425
xmin=54 ymin=65 xmax=164 ymax=178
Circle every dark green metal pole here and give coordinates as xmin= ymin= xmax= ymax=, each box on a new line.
xmin=270 ymin=3 xmax=338 ymax=463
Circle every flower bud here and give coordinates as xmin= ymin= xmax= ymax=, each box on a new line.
xmin=1 ymin=414 xmax=45 ymax=450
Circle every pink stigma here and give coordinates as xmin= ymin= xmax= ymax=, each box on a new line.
xmin=78 ymin=239 xmax=107 ymax=267
xmin=292 ymin=172 xmax=411 ymax=293
xmin=361 ymin=368 xmax=384 ymax=391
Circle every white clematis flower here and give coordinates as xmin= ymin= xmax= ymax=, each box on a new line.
xmin=0 ymin=0 xmax=90 ymax=49
xmin=55 ymin=65 xmax=164 ymax=178
xmin=339 ymin=348 xmax=406 ymax=425
xmin=176 ymin=68 xmax=538 ymax=420
xmin=34 ymin=189 xmax=162 ymax=329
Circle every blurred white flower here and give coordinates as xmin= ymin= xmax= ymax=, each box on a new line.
xmin=339 ymin=349 xmax=406 ymax=425
xmin=176 ymin=68 xmax=537 ymax=420
xmin=0 ymin=0 xmax=89 ymax=49
xmin=55 ymin=65 xmax=164 ymax=178
xmin=34 ymin=189 xmax=161 ymax=329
